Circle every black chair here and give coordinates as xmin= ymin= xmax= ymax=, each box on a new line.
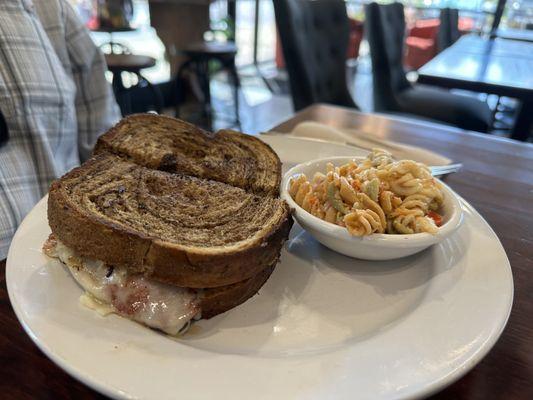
xmin=365 ymin=2 xmax=492 ymax=133
xmin=273 ymin=0 xmax=357 ymax=111
xmin=437 ymin=8 xmax=460 ymax=52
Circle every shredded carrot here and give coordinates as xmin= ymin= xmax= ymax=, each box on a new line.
xmin=427 ymin=211 xmax=443 ymax=226
xmin=351 ymin=179 xmax=361 ymax=191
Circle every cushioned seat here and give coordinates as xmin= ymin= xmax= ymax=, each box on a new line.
xmin=397 ymin=85 xmax=493 ymax=132
xmin=365 ymin=2 xmax=492 ymax=133
xmin=404 ymin=19 xmax=439 ymax=70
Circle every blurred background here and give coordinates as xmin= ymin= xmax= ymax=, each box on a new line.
xmin=67 ymin=0 xmax=533 ymax=139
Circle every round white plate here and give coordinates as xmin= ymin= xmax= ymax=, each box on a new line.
xmin=7 ymin=136 xmax=513 ymax=400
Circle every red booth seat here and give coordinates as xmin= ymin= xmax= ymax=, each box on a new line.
xmin=405 ymin=17 xmax=474 ymax=70
xmin=404 ymin=18 xmax=439 ymax=70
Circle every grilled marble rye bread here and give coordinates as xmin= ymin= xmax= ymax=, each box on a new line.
xmin=48 ymin=114 xmax=291 ymax=308
xmin=48 ymin=155 xmax=291 ymax=289
xmin=48 ymin=115 xmax=291 ymax=320
xmin=94 ymin=114 xmax=281 ymax=195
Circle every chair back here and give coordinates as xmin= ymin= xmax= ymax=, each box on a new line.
xmin=365 ymin=2 xmax=410 ymax=112
xmin=273 ymin=0 xmax=356 ymax=111
xmin=437 ymin=8 xmax=460 ymax=52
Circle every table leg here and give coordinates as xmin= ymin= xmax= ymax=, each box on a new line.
xmin=511 ymin=99 xmax=533 ymax=141
xmin=228 ymin=60 xmax=241 ymax=126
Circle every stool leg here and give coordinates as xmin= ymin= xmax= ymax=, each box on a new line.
xmin=174 ymin=60 xmax=192 ymax=118
xmin=137 ymin=73 xmax=164 ymax=114
xmin=202 ymin=60 xmax=212 ymax=128
xmin=228 ymin=61 xmax=241 ymax=126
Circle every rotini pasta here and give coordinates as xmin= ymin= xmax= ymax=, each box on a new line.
xmin=289 ymin=149 xmax=444 ymax=236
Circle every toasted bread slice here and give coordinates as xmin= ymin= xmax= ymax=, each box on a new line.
xmin=94 ymin=114 xmax=281 ymax=195
xmin=201 ymin=263 xmax=275 ymax=319
xmin=48 ymin=154 xmax=292 ymax=288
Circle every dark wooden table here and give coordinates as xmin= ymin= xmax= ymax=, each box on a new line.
xmin=104 ymin=54 xmax=156 ymax=73
xmin=1 ymin=104 xmax=532 ymax=399
xmin=418 ymin=34 xmax=533 ymax=141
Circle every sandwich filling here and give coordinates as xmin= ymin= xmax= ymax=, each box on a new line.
xmin=43 ymin=236 xmax=200 ymax=335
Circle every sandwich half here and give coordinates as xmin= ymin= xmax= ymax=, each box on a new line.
xmin=45 ymin=115 xmax=292 ymax=335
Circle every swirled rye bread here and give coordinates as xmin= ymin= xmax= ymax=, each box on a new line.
xmin=46 ymin=115 xmax=292 ymax=334
xmin=94 ymin=114 xmax=281 ymax=195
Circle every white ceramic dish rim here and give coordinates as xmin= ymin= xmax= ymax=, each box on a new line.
xmin=281 ymin=156 xmax=464 ymax=246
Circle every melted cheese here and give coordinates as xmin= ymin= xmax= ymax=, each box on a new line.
xmin=79 ymin=293 xmax=114 ymax=316
xmin=53 ymin=240 xmax=200 ymax=335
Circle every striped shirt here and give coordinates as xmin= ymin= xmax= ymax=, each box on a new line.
xmin=0 ymin=0 xmax=120 ymax=258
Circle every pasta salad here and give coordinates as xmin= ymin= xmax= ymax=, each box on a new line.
xmin=289 ymin=149 xmax=444 ymax=236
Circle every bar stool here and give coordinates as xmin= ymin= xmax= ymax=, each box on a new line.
xmin=175 ymin=42 xmax=240 ymax=127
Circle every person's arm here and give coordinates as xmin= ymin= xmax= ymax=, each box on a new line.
xmin=61 ymin=0 xmax=120 ymax=162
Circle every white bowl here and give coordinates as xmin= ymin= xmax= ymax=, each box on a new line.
xmin=281 ymin=156 xmax=464 ymax=260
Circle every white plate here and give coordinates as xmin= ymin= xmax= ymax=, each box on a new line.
xmin=6 ymin=136 xmax=513 ymax=400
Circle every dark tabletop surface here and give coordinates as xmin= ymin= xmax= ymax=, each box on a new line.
xmin=1 ymin=104 xmax=532 ymax=399
xmin=180 ymin=41 xmax=238 ymax=56
xmin=418 ymin=34 xmax=533 ymax=100
xmin=104 ymin=53 xmax=156 ymax=72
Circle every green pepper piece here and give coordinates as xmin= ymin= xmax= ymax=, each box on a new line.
xmin=327 ymin=182 xmax=349 ymax=214
xmin=363 ymin=178 xmax=380 ymax=202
